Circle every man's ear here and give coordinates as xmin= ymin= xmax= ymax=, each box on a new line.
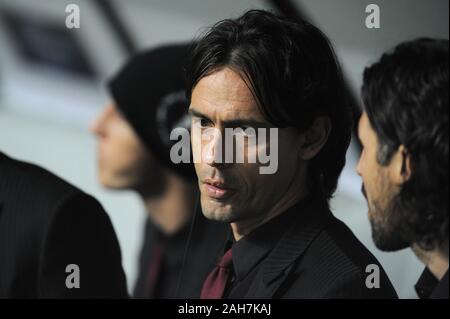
xmin=389 ymin=145 xmax=412 ymax=185
xmin=299 ymin=116 xmax=332 ymax=160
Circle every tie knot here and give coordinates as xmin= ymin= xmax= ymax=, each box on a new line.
xmin=218 ymin=248 xmax=233 ymax=268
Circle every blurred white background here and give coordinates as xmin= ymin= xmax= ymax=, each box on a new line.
xmin=0 ymin=0 xmax=448 ymax=298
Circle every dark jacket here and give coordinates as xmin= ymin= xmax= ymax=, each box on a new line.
xmin=0 ymin=152 xmax=128 ymax=298
xmin=223 ymin=195 xmax=398 ymax=299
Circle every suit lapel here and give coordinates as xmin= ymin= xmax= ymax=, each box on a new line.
xmin=245 ymin=197 xmax=331 ymax=299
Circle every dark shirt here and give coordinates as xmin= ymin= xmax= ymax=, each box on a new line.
xmin=415 ymin=268 xmax=449 ymax=299
xmin=134 ymin=209 xmax=229 ymax=299
xmin=223 ymin=202 xmax=301 ymax=298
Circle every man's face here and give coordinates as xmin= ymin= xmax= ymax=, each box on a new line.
xmin=189 ymin=67 xmax=304 ymax=229
xmin=91 ymin=103 xmax=157 ymax=190
xmin=357 ymin=112 xmax=408 ymax=251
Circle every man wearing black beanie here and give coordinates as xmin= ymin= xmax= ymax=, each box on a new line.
xmin=91 ymin=43 xmax=227 ymax=299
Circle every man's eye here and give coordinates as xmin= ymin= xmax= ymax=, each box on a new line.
xmin=200 ymin=119 xmax=212 ymax=127
xmin=193 ymin=118 xmax=212 ymax=128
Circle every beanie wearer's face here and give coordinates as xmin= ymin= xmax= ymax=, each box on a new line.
xmin=90 ymin=103 xmax=163 ymax=191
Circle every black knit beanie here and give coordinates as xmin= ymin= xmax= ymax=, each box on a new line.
xmin=108 ymin=43 xmax=196 ymax=181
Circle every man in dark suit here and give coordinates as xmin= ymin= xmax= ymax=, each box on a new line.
xmin=186 ymin=10 xmax=398 ymax=299
xmin=0 ymin=151 xmax=128 ymax=298
xmin=358 ymin=38 xmax=448 ymax=299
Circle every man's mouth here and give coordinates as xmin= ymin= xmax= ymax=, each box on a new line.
xmin=202 ymin=179 xmax=235 ymax=200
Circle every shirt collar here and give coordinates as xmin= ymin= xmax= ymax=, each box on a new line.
xmin=229 ymin=195 xmax=315 ymax=282
xmin=415 ymin=268 xmax=449 ymax=299
xmin=431 ymin=270 xmax=449 ymax=299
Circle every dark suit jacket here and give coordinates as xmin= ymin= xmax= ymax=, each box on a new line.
xmin=233 ymin=196 xmax=398 ymax=299
xmin=0 ymin=152 xmax=128 ymax=298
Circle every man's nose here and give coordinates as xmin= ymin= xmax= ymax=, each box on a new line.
xmin=356 ymin=156 xmax=363 ymax=177
xmin=90 ymin=116 xmax=102 ymax=136
xmin=90 ymin=106 xmax=110 ymax=137
xmin=203 ymin=128 xmax=229 ymax=168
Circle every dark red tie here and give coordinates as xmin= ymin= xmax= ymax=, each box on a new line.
xmin=200 ymin=248 xmax=233 ymax=299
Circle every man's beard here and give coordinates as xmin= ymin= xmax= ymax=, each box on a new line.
xmin=362 ymin=184 xmax=410 ymax=252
